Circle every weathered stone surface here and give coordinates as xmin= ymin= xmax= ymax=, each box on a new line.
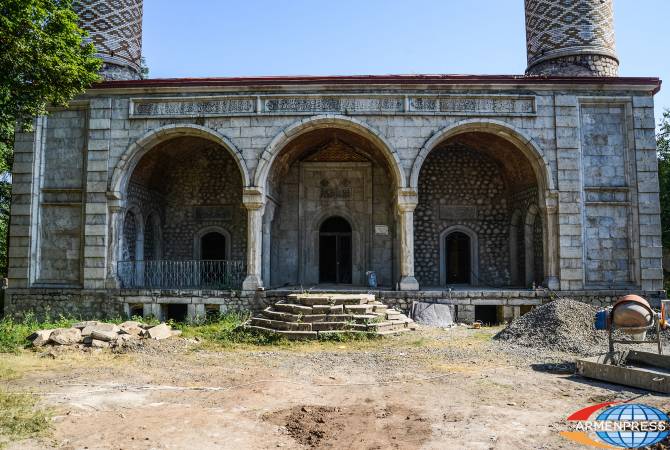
xmin=90 ymin=339 xmax=110 ymax=348
xmin=90 ymin=330 xmax=118 ymax=342
xmin=72 ymin=321 xmax=100 ymax=330
xmin=411 ymin=302 xmax=455 ymax=327
xmin=146 ymin=323 xmax=172 ymax=340
xmin=81 ymin=323 xmax=119 ymax=336
xmin=28 ymin=329 xmax=54 ymax=347
xmin=50 ymin=328 xmax=82 ymax=345
xmin=119 ymin=321 xmax=144 ymax=335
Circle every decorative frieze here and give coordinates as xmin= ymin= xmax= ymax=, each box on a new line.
xmin=129 ymin=94 xmax=536 ymax=118
xmin=264 ymin=96 xmax=404 ymax=114
xmin=131 ymin=97 xmax=256 ymax=118
xmin=410 ymin=96 xmax=535 ymax=115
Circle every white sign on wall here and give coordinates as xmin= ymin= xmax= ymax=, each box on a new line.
xmin=375 ymin=225 xmax=389 ymax=235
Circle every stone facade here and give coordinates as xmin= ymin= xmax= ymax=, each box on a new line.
xmin=3 ymin=1 xmax=665 ymax=319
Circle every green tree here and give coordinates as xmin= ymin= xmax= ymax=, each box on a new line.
xmin=659 ymin=110 xmax=670 ymax=247
xmin=658 ymin=109 xmax=670 ymax=290
xmin=0 ymin=0 xmax=101 ymax=277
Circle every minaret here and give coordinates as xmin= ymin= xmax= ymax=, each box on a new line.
xmin=73 ymin=0 xmax=144 ymax=81
xmin=525 ymin=0 xmax=618 ymax=77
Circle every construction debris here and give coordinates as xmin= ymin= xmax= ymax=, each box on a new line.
xmin=246 ymin=293 xmax=415 ymax=339
xmin=27 ymin=321 xmax=180 ymax=350
xmin=494 ymin=298 xmax=608 ymax=355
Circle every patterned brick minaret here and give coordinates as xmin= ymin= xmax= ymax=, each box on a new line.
xmin=525 ymin=0 xmax=618 ymax=77
xmin=73 ymin=0 xmax=143 ymax=80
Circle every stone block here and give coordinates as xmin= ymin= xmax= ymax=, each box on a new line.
xmin=50 ymin=328 xmax=82 ymax=345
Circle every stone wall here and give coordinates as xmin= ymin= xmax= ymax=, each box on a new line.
xmin=126 ymin=140 xmax=247 ymax=262
xmin=415 ymin=144 xmax=510 ymax=287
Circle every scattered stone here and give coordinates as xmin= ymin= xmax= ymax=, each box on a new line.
xmin=119 ymin=321 xmax=144 ymax=336
xmin=146 ymin=323 xmax=172 ymax=340
xmin=28 ymin=329 xmax=54 ymax=347
xmin=27 ymin=321 xmax=182 ymax=350
xmin=90 ymin=339 xmax=110 ymax=348
xmin=72 ymin=321 xmax=100 ymax=330
xmin=49 ymin=328 xmax=82 ymax=346
xmin=91 ymin=330 xmax=119 ymax=342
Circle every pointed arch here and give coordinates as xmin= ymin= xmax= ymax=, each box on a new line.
xmin=109 ymin=124 xmax=251 ymax=200
xmin=254 ymin=115 xmax=406 ymax=190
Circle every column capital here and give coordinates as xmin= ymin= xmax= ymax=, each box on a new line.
xmin=242 ymin=188 xmax=265 ymax=210
xmin=396 ymin=188 xmax=418 ymax=212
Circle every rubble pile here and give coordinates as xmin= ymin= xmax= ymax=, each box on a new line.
xmin=494 ymin=298 xmax=608 ymax=355
xmin=28 ymin=321 xmax=182 ymax=349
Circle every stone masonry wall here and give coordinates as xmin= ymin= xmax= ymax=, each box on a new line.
xmin=415 ymin=144 xmax=510 ymax=287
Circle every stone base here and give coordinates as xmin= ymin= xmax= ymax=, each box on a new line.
xmin=242 ymin=275 xmax=263 ymax=292
xmin=399 ymin=276 xmax=420 ymax=291
xmin=3 ymin=287 xmax=667 ymax=322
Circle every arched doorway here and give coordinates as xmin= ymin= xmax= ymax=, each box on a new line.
xmin=319 ymin=216 xmax=352 ymax=284
xmin=201 ymin=232 xmax=227 ymax=260
xmin=445 ymin=231 xmax=471 ymax=284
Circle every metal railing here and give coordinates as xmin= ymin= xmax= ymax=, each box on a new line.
xmin=117 ymin=260 xmax=245 ymax=290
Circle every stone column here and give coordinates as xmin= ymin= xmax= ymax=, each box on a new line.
xmin=261 ymin=200 xmax=277 ymax=287
xmin=105 ymin=196 xmax=123 ymax=288
xmin=542 ymin=198 xmax=560 ymax=291
xmin=242 ymin=188 xmax=265 ymax=291
xmin=397 ymin=189 xmax=419 ymax=290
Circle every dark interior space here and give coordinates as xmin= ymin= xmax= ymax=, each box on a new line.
xmin=319 ymin=216 xmax=352 ymax=284
xmin=475 ymin=305 xmax=499 ymax=325
xmin=201 ymin=232 xmax=227 ymax=260
xmin=446 ymin=232 xmax=471 ymax=284
xmin=165 ymin=304 xmax=188 ymax=322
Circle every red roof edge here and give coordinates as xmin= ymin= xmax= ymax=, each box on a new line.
xmin=90 ymin=74 xmax=662 ymax=94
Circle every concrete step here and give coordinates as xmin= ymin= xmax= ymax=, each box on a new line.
xmin=287 ymin=293 xmax=374 ymax=306
xmin=352 ymin=314 xmax=381 ymax=324
xmin=311 ymin=322 xmax=352 ymax=331
xmin=344 ymin=304 xmax=374 ymax=314
xmin=245 ymin=325 xmax=318 ymax=340
xmin=273 ymin=303 xmax=313 ymax=314
xmin=250 ymin=317 xmax=312 ymax=331
xmin=262 ymin=309 xmax=328 ymax=323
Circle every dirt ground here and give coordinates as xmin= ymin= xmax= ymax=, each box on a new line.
xmin=3 ymin=326 xmax=669 ymax=449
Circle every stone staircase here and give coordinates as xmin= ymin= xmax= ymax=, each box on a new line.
xmin=246 ymin=293 xmax=415 ymax=339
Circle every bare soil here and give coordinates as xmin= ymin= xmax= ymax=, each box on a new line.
xmin=2 ymin=326 xmax=669 ymax=449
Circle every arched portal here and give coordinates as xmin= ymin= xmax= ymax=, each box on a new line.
xmin=115 ymin=135 xmax=246 ymax=289
xmin=319 ymin=216 xmax=352 ymax=284
xmin=415 ymin=127 xmax=551 ymax=288
xmin=445 ymin=232 xmax=471 ymax=284
xmin=263 ymin=121 xmax=400 ymax=288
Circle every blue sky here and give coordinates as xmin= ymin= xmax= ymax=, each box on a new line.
xmin=143 ymin=0 xmax=669 ymax=125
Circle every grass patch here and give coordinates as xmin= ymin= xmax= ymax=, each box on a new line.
xmin=176 ymin=312 xmax=288 ymax=347
xmin=0 ymin=390 xmax=51 ymax=445
xmin=175 ymin=313 xmax=382 ymax=349
xmin=0 ymin=313 xmax=77 ymax=354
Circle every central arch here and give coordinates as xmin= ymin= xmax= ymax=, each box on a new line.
xmin=255 ymin=115 xmax=406 ymax=191
xmin=260 ymin=116 xmax=403 ymax=288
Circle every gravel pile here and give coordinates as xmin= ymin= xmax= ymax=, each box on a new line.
xmin=494 ymin=298 xmax=608 ymax=355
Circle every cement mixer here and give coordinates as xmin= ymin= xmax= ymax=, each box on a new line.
xmin=595 ymin=295 xmax=667 ymax=354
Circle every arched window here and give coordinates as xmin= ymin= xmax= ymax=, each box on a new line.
xmin=193 ymin=226 xmax=232 ymax=261
xmin=201 ymin=232 xmax=227 ymax=260
xmin=319 ymin=216 xmax=352 ymax=284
